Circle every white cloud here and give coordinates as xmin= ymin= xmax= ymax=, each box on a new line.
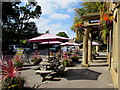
xmin=28 ymin=0 xmax=78 ymax=39
xmin=38 ymin=22 xmax=68 ymax=34
xmin=36 ymin=0 xmax=79 ymax=15
xmin=30 ymin=18 xmax=68 ymax=35
xmin=67 ymin=8 xmax=75 ymax=13
xmin=29 ymin=18 xmax=50 ymax=28
xmin=50 ymin=23 xmax=66 ymax=29
xmin=49 ymin=13 xmax=70 ymax=19
xmin=37 ymin=1 xmax=55 ymax=15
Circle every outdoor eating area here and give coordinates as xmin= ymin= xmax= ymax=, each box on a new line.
xmin=32 ymin=49 xmax=81 ymax=82
xmin=28 ymin=34 xmax=82 ymax=82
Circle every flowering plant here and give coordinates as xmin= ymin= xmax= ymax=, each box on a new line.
xmin=13 ymin=56 xmax=23 ymax=68
xmin=1 ymin=59 xmax=20 ymax=81
xmin=73 ymin=21 xmax=84 ymax=33
xmin=99 ymin=14 xmax=113 ymax=44
xmin=49 ymin=51 xmax=54 ymax=56
xmin=71 ymin=54 xmax=79 ymax=62
xmin=99 ymin=14 xmax=113 ymax=29
xmin=62 ymin=55 xmax=72 ymax=67
xmin=0 ymin=59 xmax=25 ymax=89
xmin=31 ymin=50 xmax=42 ymax=65
xmin=74 ymin=21 xmax=83 ymax=27
xmin=56 ymin=51 xmax=61 ymax=58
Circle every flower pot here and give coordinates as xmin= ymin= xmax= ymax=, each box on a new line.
xmin=71 ymin=57 xmax=79 ymax=62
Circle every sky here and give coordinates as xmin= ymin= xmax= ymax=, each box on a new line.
xmin=21 ymin=0 xmax=83 ymax=39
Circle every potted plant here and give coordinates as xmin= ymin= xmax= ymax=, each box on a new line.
xmin=49 ymin=51 xmax=55 ymax=60
xmin=31 ymin=50 xmax=42 ymax=65
xmin=71 ymin=54 xmax=79 ymax=62
xmin=62 ymin=55 xmax=72 ymax=67
xmin=56 ymin=51 xmax=61 ymax=59
xmin=13 ymin=56 xmax=23 ymax=68
xmin=1 ymin=59 xmax=26 ymax=90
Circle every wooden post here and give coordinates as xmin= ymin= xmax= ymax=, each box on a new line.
xmin=96 ymin=45 xmax=99 ymax=52
xmin=81 ymin=27 xmax=89 ymax=67
xmin=88 ymin=31 xmax=92 ymax=62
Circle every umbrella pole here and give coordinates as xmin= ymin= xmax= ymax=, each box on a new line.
xmin=48 ymin=40 xmax=50 ymax=59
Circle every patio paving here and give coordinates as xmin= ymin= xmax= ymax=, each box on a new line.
xmin=21 ymin=52 xmax=114 ymax=89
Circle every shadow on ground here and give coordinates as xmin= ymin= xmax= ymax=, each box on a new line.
xmin=23 ymin=84 xmax=42 ymax=90
xmin=90 ymin=64 xmax=108 ymax=67
xmin=67 ymin=61 xmax=82 ymax=67
xmin=93 ymin=60 xmax=107 ymax=63
xmin=95 ymin=57 xmax=107 ymax=60
xmin=64 ymin=69 xmax=102 ymax=80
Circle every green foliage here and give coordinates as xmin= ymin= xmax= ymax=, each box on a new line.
xmin=31 ymin=57 xmax=42 ymax=65
xmin=71 ymin=54 xmax=79 ymax=62
xmin=62 ymin=59 xmax=72 ymax=67
xmin=101 ymin=28 xmax=109 ymax=44
xmin=72 ymin=2 xmax=107 ymax=43
xmin=62 ymin=55 xmax=72 ymax=67
xmin=82 ymin=2 xmax=105 ymax=13
xmin=31 ymin=50 xmax=42 ymax=65
xmin=2 ymin=2 xmax=42 ymax=44
xmin=2 ymin=76 xmax=25 ymax=90
xmin=13 ymin=60 xmax=23 ymax=68
xmin=45 ymin=30 xmax=49 ymax=34
xmin=56 ymin=51 xmax=61 ymax=58
xmin=71 ymin=56 xmax=79 ymax=62
xmin=20 ymin=40 xmax=27 ymax=44
xmin=1 ymin=59 xmax=25 ymax=90
xmin=56 ymin=32 xmax=69 ymax=38
xmin=13 ymin=56 xmax=23 ymax=68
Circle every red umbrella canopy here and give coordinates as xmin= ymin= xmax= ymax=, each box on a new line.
xmin=28 ymin=34 xmax=69 ymax=42
xmin=92 ymin=41 xmax=100 ymax=46
xmin=81 ymin=41 xmax=100 ymax=46
xmin=39 ymin=41 xmax=62 ymax=45
xmin=72 ymin=43 xmax=82 ymax=46
xmin=60 ymin=42 xmax=74 ymax=46
xmin=60 ymin=42 xmax=81 ymax=46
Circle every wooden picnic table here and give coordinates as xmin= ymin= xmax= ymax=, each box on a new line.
xmin=35 ymin=70 xmax=55 ymax=82
xmin=40 ymin=61 xmax=52 ymax=70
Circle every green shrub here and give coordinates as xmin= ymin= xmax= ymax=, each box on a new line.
xmin=31 ymin=50 xmax=42 ymax=65
xmin=13 ymin=56 xmax=23 ymax=68
xmin=31 ymin=57 xmax=42 ymax=65
xmin=71 ymin=54 xmax=79 ymax=62
xmin=2 ymin=76 xmax=25 ymax=90
xmin=71 ymin=57 xmax=79 ymax=62
xmin=1 ymin=59 xmax=26 ymax=90
xmin=62 ymin=55 xmax=72 ymax=67
xmin=13 ymin=60 xmax=23 ymax=68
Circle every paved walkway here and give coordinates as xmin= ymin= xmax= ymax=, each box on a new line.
xmin=21 ymin=52 xmax=114 ymax=90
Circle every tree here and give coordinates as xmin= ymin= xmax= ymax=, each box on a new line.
xmin=71 ymin=2 xmax=108 ymax=43
xmin=45 ymin=30 xmax=49 ymax=34
xmin=2 ymin=2 xmax=42 ymax=45
xmin=56 ymin=32 xmax=69 ymax=38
